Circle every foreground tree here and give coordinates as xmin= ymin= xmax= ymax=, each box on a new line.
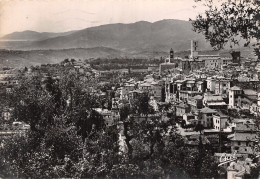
xmin=191 ymin=0 xmax=260 ymax=58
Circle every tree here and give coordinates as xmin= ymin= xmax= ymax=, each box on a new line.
xmin=195 ymin=123 xmax=205 ymax=134
xmin=130 ymin=92 xmax=154 ymax=116
xmin=191 ymin=0 xmax=260 ymax=59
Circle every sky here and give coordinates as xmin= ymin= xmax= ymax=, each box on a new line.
xmin=0 ymin=0 xmax=208 ymax=36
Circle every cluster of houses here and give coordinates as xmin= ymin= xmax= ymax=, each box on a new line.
xmin=0 ymin=40 xmax=260 ymax=178
xmin=103 ymin=41 xmax=260 ymax=178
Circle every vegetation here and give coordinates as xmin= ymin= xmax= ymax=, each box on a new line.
xmin=0 ymin=69 xmax=221 ymax=178
xmin=191 ymin=0 xmax=260 ymax=59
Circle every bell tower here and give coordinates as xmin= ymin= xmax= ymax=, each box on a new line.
xmin=170 ymin=48 xmax=174 ymax=63
xmin=191 ymin=40 xmax=198 ymax=58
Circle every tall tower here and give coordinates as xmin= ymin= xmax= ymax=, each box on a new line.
xmin=231 ymin=51 xmax=241 ymax=65
xmin=170 ymin=48 xmax=174 ymax=63
xmin=191 ymin=40 xmax=198 ymax=58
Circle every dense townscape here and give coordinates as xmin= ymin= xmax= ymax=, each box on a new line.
xmin=0 ymin=40 xmax=260 ymax=178
xmin=0 ymin=0 xmax=259 ymax=178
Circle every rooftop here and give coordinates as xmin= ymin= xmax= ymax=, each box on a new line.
xmin=243 ymin=89 xmax=257 ymax=96
xmin=200 ymin=107 xmax=217 ymax=114
xmin=230 ymin=86 xmax=242 ymax=91
xmin=228 ymin=133 xmax=258 ymax=141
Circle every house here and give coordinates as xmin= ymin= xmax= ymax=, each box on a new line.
xmin=195 ymin=81 xmax=205 ymax=92
xmin=229 ymin=86 xmax=243 ymax=109
xmin=197 ymin=107 xmax=217 ymax=128
xmin=183 ymin=113 xmax=196 ymax=125
xmin=179 ymin=90 xmax=202 ymax=103
xmin=176 ymin=103 xmax=190 ymax=117
xmin=6 ymin=86 xmax=13 ymax=94
xmin=229 ymin=87 xmax=258 ymax=114
xmin=227 ymin=159 xmax=253 ymax=179
xmin=199 ymin=55 xmax=222 ymax=70
xmin=215 ymin=78 xmax=231 ymax=95
xmin=228 ymin=122 xmax=258 ymax=155
xmin=187 ymin=95 xmax=203 ymax=112
xmin=93 ymin=108 xmax=120 ymax=127
xmin=241 ymin=89 xmax=258 ymax=114
xmin=1 ymin=108 xmax=13 ymax=121
xmin=138 ymin=82 xmax=151 ymax=91
xmin=203 ymin=93 xmax=227 ymax=110
xmin=150 ymin=81 xmax=163 ymax=101
xmin=184 ymin=134 xmax=210 ymax=147
xmin=128 ymin=89 xmax=144 ymax=100
xmin=120 ymin=84 xmax=135 ymax=99
xmin=213 ymin=114 xmax=228 ymax=131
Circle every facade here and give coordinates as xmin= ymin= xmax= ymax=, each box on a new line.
xmin=179 ymin=90 xmax=203 ymax=103
xmin=187 ymin=95 xmax=203 ymax=112
xmin=198 ymin=107 xmax=217 ymax=128
xmin=176 ymin=103 xmax=190 ymax=117
xmin=203 ymin=93 xmax=227 ymax=109
xmin=228 ymin=122 xmax=258 ymax=155
xmin=214 ymin=78 xmax=231 ymax=95
xmin=229 ymin=86 xmax=243 ymax=108
xmin=213 ymin=114 xmax=228 ymax=131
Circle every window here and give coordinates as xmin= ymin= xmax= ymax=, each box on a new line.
xmin=245 ymin=148 xmax=247 ymax=152
xmin=238 ymin=142 xmax=241 ymax=146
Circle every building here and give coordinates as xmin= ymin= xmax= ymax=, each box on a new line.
xmin=231 ymin=51 xmax=241 ymax=65
xmin=197 ymin=107 xmax=218 ymax=128
xmin=203 ymin=93 xmax=227 ymax=110
xmin=1 ymin=107 xmax=13 ymax=121
xmin=159 ymin=49 xmax=178 ymax=75
xmin=229 ymin=86 xmax=243 ymax=109
xmin=227 ymin=159 xmax=253 ymax=179
xmin=176 ymin=103 xmax=190 ymax=117
xmin=213 ymin=114 xmax=228 ymax=131
xmin=93 ymin=108 xmax=120 ymax=127
xmin=150 ymin=81 xmax=163 ymax=101
xmin=228 ymin=122 xmax=258 ymax=155
xmin=187 ymin=95 xmax=203 ymax=112
xmin=179 ymin=90 xmax=203 ymax=103
xmin=214 ymin=78 xmax=231 ymax=95
xmin=190 ymin=40 xmax=199 ymax=58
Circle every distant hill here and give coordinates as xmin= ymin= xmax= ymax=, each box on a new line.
xmin=0 ymin=47 xmax=127 ymax=67
xmin=0 ymin=30 xmax=76 ymax=41
xmin=0 ymin=19 xmax=256 ymax=67
xmin=0 ymin=19 xmax=212 ymax=52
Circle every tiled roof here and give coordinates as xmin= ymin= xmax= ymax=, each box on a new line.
xmin=243 ymin=89 xmax=257 ymax=96
xmin=200 ymin=107 xmax=217 ymax=114
xmin=230 ymin=86 xmax=242 ymax=90
xmin=235 ymin=123 xmax=257 ymax=132
xmin=207 ymin=102 xmax=227 ymax=106
xmin=228 ymin=133 xmax=258 ymax=141
xmin=193 ymin=95 xmax=203 ymax=100
xmin=204 ymin=95 xmax=224 ymax=102
xmin=177 ymin=103 xmax=189 ymax=108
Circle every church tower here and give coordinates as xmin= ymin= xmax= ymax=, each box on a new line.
xmin=191 ymin=40 xmax=198 ymax=58
xmin=170 ymin=48 xmax=174 ymax=63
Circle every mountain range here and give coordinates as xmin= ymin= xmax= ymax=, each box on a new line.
xmin=0 ymin=19 xmax=212 ymax=51
xmin=0 ymin=19 xmax=255 ymax=67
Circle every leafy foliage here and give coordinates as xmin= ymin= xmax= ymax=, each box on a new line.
xmin=0 ymin=69 xmax=220 ymax=178
xmin=191 ymin=0 xmax=260 ymax=58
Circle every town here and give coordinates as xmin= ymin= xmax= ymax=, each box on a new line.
xmin=0 ymin=40 xmax=259 ymax=178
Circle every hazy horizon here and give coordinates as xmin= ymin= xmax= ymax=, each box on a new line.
xmin=0 ymin=0 xmax=211 ymax=36
xmin=1 ymin=19 xmax=190 ymax=36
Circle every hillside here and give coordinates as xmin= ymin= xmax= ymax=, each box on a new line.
xmin=0 ymin=19 xmax=256 ymax=67
xmin=0 ymin=47 xmax=126 ymax=67
xmin=0 ymin=30 xmax=76 ymax=41
xmin=0 ymin=19 xmax=212 ymax=52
